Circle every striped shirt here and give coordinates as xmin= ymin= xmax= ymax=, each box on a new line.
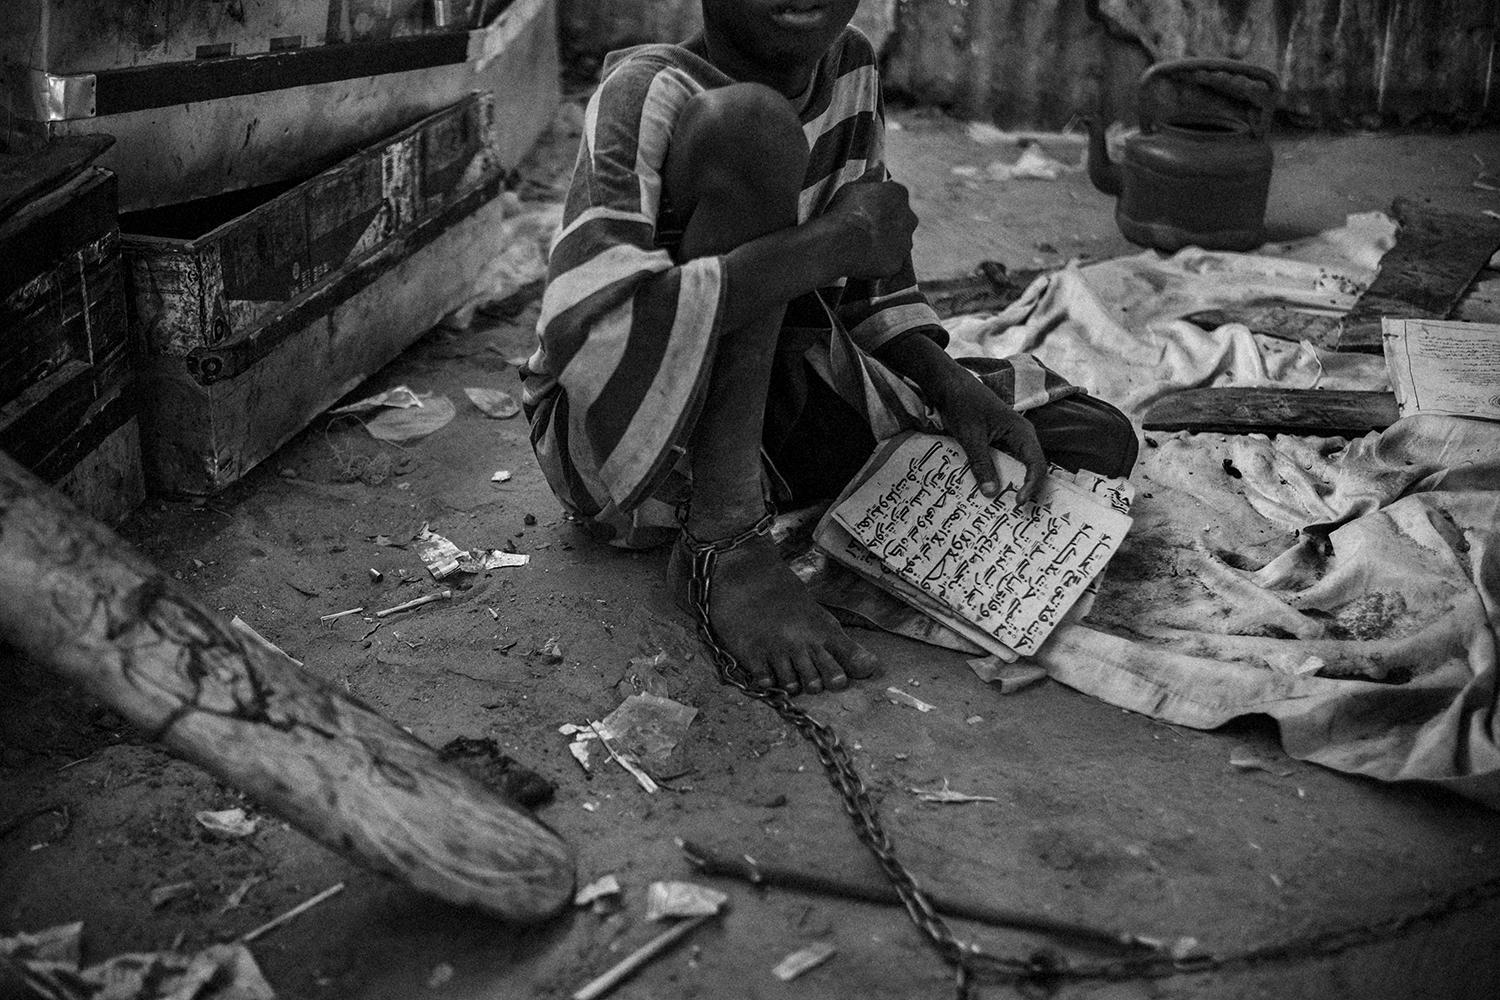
xmin=523 ymin=29 xmax=1073 ymax=545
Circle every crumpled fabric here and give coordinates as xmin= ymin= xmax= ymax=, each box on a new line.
xmin=945 ymin=211 xmax=1397 ymax=420
xmin=943 ymin=213 xmax=1500 ymax=807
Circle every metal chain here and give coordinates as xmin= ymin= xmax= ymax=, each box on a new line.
xmin=681 ymin=520 xmax=1500 ymax=995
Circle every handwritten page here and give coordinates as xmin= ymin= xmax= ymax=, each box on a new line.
xmin=1383 ymin=318 xmax=1500 ymax=421
xmin=828 ymin=433 xmax=1133 ymax=656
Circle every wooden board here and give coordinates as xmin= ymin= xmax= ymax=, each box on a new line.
xmin=1142 ymin=387 xmax=1400 ymax=437
xmin=39 ymin=0 xmax=558 ymax=212
xmin=0 ymin=134 xmax=114 ymax=226
xmin=1336 ymin=198 xmax=1500 ymax=352
xmin=1182 ymin=305 xmax=1340 ymax=348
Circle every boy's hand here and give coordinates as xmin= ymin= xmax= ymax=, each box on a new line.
xmin=824 ymin=163 xmax=917 ymax=279
xmin=931 ymin=372 xmax=1047 ymax=505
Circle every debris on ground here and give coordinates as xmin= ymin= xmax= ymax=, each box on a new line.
xmin=535 ymin=636 xmax=565 ymax=663
xmin=575 ymin=874 xmax=623 ymax=909
xmin=329 ymin=385 xmax=423 ymax=415
xmin=492 ymin=470 xmax=514 ymax=483
xmin=426 ymin=963 xmax=455 ymax=989
xmin=437 ymin=736 xmax=557 ymax=808
xmin=318 ymin=607 xmax=364 ymax=623
xmin=415 ymin=524 xmax=529 ymax=579
xmin=564 ymin=694 xmax=698 ymax=775
xmin=1229 ymin=745 xmax=1295 ymax=778
xmin=359 ymin=394 xmax=456 ymax=442
xmin=0 ymin=921 xmax=275 ymax=1000
xmin=644 ymin=881 xmax=727 ymax=921
xmin=572 ymin=910 xmax=720 ymax=1000
xmin=771 ymin=940 xmax=837 ymax=982
xmin=909 ymin=779 xmax=999 ymax=805
xmin=374 ymin=591 xmax=451 ymax=618
xmin=987 ymin=143 xmax=1078 ymax=182
xmin=194 ymin=807 xmax=258 ymax=839
xmin=239 ymin=883 xmax=345 ymax=943
xmin=229 ymin=617 xmax=301 ymax=667
xmin=966 ymin=657 xmax=1049 ymax=693
xmin=149 ymin=881 xmax=194 ymax=909
xmin=464 ymin=387 xmax=521 ymax=419
xmin=884 ymin=687 xmax=936 ymax=713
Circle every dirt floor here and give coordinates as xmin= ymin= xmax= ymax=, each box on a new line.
xmin=4 ymin=101 xmax=1500 ymax=1000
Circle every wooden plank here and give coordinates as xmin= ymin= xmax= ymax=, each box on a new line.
xmin=1142 ymin=387 xmax=1400 ymax=437
xmin=1182 ymin=305 xmax=1340 ymax=347
xmin=1336 ymin=198 xmax=1500 ymax=352
xmin=0 ymin=451 xmax=576 ymax=922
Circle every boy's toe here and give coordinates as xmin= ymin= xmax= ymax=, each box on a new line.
xmin=832 ymin=636 xmax=880 ymax=679
xmin=792 ymin=652 xmax=824 ymax=695
xmin=815 ymin=648 xmax=849 ymax=691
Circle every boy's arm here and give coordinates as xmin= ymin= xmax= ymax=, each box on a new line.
xmin=875 ymin=325 xmax=1047 ymax=504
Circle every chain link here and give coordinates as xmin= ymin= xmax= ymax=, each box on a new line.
xmin=681 ymin=525 xmax=1500 ymax=995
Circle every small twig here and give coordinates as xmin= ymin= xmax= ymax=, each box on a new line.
xmin=375 ymin=590 xmax=451 ymax=618
xmin=360 ymin=621 xmax=385 ymax=641
xmin=238 ymin=882 xmax=345 ymax=943
xmin=319 ymin=607 xmax=365 ymax=622
xmin=572 ymin=913 xmax=716 ymax=1000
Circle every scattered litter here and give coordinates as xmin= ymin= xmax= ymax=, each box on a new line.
xmin=1474 ymin=171 xmax=1500 ymax=192
xmin=966 ymin=657 xmax=1049 ymax=693
xmin=230 ymin=616 xmax=302 ymax=667
xmin=319 ymin=607 xmax=364 ymax=623
xmin=426 ymin=963 xmax=455 ymax=989
xmin=564 ymin=693 xmax=699 ymax=790
xmin=150 ymin=881 xmax=194 ymax=909
xmin=218 ymin=875 xmax=265 ymax=915
xmin=491 ymin=469 xmax=513 ymax=483
xmin=415 ymin=524 xmax=529 ymax=579
xmin=329 ymin=384 xmax=423 ymax=415
xmin=371 ymin=535 xmax=403 ymax=548
xmin=910 ymin=779 xmax=999 ymax=804
xmin=966 ymin=715 xmax=984 ymax=725
xmin=951 ymin=164 xmax=981 ymax=178
xmin=772 ymin=940 xmax=837 ymax=982
xmin=581 ymin=801 xmax=598 ymax=812
xmin=571 ymin=911 xmax=719 ymax=1000
xmin=363 ymin=394 xmax=456 ymax=442
xmin=884 ymin=687 xmax=935 ymax=712
xmin=360 ymin=621 xmax=384 ymax=641
xmin=536 ymin=636 xmax=565 ymax=663
xmin=575 ymin=874 xmax=623 ymax=907
xmin=0 ymin=923 xmax=274 ymax=1000
xmin=375 ymin=590 xmax=451 ymax=618
xmin=239 ymin=882 xmax=345 ymax=943
xmin=1485 ymin=209 xmax=1500 ymax=222
xmin=464 ymin=387 xmax=521 ymax=419
xmin=987 ymin=143 xmax=1076 ymax=182
xmin=589 ymin=722 xmax=659 ymax=794
xmin=645 ymin=881 xmax=728 ymax=921
xmin=1229 ymin=745 xmax=1295 ymax=777
xmin=1133 ymin=934 xmax=1199 ymax=961
xmin=195 ymin=807 xmax=258 ymax=839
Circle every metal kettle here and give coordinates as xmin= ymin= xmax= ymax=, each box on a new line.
xmin=1087 ymin=58 xmax=1280 ymax=252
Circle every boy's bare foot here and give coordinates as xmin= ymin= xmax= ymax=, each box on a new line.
xmin=670 ymin=533 xmax=879 ymax=695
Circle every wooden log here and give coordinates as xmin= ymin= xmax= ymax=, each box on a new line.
xmin=1141 ymin=387 xmax=1399 ymax=437
xmin=0 ymin=451 xmax=575 ymax=922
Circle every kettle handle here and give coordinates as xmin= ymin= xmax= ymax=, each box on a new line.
xmin=1139 ymin=58 xmax=1280 ymax=136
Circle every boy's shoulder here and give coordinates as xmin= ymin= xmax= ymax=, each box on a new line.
xmin=598 ymin=42 xmax=720 ymax=89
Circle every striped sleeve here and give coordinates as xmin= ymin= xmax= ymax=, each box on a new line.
xmin=532 ymin=57 xmax=725 ymax=511
xmin=801 ymin=30 xmax=945 ymax=353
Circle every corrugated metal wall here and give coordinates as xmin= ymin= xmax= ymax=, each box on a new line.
xmin=557 ymin=0 xmax=1499 ymax=128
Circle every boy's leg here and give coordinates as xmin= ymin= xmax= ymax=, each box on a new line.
xmin=663 ymin=82 xmax=878 ymax=695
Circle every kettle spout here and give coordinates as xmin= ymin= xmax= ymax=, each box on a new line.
xmin=1083 ymin=116 xmax=1122 ymax=197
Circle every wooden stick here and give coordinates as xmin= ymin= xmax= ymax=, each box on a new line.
xmin=0 ymin=452 xmax=574 ymax=922
xmin=678 ymin=840 xmax=1146 ymax=953
xmin=375 ymin=590 xmax=451 ymax=618
xmin=319 ymin=607 xmax=365 ymax=622
xmin=572 ymin=913 xmax=716 ymax=1000
xmin=239 ymin=882 xmax=345 ymax=943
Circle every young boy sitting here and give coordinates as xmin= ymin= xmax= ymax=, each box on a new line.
xmin=522 ymin=0 xmax=1137 ymax=697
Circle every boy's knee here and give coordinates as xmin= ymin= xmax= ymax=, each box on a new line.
xmin=668 ymin=83 xmax=808 ymax=206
